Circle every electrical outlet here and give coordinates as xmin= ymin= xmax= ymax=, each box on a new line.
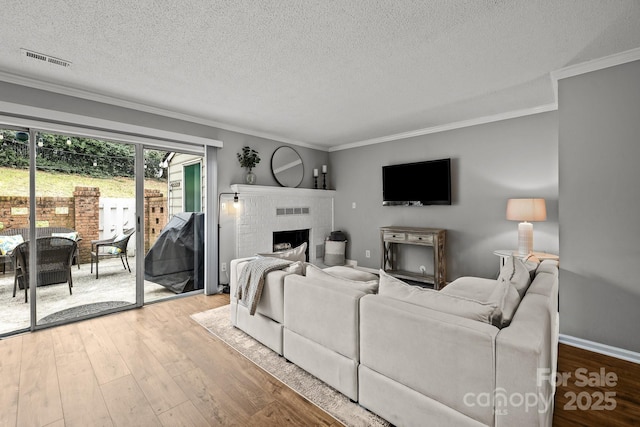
xmin=352 ymin=202 xmax=357 ymax=209
xmin=221 ymin=262 xmax=227 ymax=272
xmin=365 ymin=250 xmax=371 ymax=258
xmin=419 ymin=265 xmax=426 ymax=274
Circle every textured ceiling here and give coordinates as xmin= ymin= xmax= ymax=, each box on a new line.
xmin=1 ymin=1 xmax=640 ymax=149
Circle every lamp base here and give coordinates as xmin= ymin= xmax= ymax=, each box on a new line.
xmin=517 ymin=222 xmax=533 ymax=256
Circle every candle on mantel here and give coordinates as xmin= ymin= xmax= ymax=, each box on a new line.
xmin=313 ymin=168 xmax=318 ymax=177
xmin=322 ymin=165 xmax=327 ymax=173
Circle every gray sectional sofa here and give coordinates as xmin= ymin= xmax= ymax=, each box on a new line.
xmin=229 ymin=255 xmax=559 ymax=427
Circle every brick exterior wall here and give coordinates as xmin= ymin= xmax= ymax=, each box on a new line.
xmin=73 ymin=187 xmax=101 ymax=263
xmin=0 ymin=196 xmax=76 ymax=230
xmin=0 ymin=186 xmax=168 ymax=265
xmin=144 ymin=189 xmax=168 ymax=253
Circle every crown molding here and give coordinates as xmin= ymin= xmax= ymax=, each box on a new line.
xmin=0 ymin=69 xmax=329 ymax=152
xmin=328 ymin=103 xmax=557 ymax=152
xmin=551 ymin=47 xmax=640 ymax=104
xmin=552 ymin=46 xmax=640 ymax=82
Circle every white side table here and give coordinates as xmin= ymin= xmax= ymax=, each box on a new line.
xmin=493 ymin=249 xmax=559 ymax=268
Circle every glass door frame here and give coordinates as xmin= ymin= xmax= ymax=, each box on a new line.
xmin=28 ymin=129 xmax=143 ymax=331
xmin=0 ymin=117 xmax=219 ymax=335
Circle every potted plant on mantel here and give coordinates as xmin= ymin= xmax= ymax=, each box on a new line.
xmin=237 ymin=146 xmax=261 ymax=185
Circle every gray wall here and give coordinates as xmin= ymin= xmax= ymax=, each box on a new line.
xmin=558 ymin=60 xmax=640 ymax=352
xmin=0 ymin=81 xmax=329 ymax=283
xmin=330 ymin=112 xmax=559 ymax=281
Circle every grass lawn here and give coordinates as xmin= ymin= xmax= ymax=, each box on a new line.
xmin=0 ymin=167 xmax=167 ymax=198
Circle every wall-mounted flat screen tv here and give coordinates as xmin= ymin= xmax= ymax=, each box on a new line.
xmin=382 ymin=158 xmax=451 ymax=206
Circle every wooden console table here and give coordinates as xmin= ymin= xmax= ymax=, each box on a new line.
xmin=380 ymin=226 xmax=446 ymax=290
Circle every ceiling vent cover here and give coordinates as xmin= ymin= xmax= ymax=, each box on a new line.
xmin=21 ymin=49 xmax=71 ymax=68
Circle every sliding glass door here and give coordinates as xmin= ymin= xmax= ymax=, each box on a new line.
xmin=0 ymin=119 xmax=213 ymax=335
xmin=143 ymin=149 xmax=205 ymax=301
xmin=0 ymin=127 xmax=32 ymax=335
xmin=33 ymin=131 xmax=138 ymax=326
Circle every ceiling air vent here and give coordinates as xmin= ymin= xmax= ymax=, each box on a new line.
xmin=21 ymin=49 xmax=72 ymax=68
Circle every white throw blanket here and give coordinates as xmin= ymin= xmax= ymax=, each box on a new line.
xmin=236 ymin=257 xmax=292 ymax=315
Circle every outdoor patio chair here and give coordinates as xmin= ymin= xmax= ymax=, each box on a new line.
xmin=90 ymin=228 xmax=135 ymax=279
xmin=13 ymin=237 xmax=77 ymax=303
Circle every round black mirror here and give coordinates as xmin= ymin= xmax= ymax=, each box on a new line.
xmin=271 ymin=146 xmax=304 ymax=187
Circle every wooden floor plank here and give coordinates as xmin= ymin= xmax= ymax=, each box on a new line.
xmin=54 ymin=349 xmax=113 ymax=427
xmin=100 ymin=375 xmax=161 ymax=427
xmin=173 ymin=366 xmax=250 ymax=426
xmin=106 ymin=324 xmax=189 ymax=415
xmin=51 ymin=324 xmax=112 ymax=427
xmin=76 ymin=317 xmax=131 ymax=385
xmin=0 ymin=335 xmax=22 ymax=427
xmin=16 ymin=330 xmax=63 ymax=427
xmin=157 ymin=400 xmax=212 ymax=427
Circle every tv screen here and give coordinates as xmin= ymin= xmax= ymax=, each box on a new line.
xmin=382 ymin=158 xmax=451 ymax=206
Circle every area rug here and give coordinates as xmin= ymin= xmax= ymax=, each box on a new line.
xmin=191 ymin=305 xmax=389 ymax=427
xmin=39 ymin=300 xmax=132 ymax=323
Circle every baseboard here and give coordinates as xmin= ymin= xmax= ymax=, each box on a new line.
xmin=559 ymin=334 xmax=640 ymax=365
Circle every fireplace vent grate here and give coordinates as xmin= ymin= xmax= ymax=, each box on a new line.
xmin=276 ymin=207 xmax=310 ymax=216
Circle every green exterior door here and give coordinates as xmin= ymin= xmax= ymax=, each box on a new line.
xmin=184 ymin=163 xmax=201 ymax=212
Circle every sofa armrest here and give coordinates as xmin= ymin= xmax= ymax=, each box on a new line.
xmin=495 ymin=293 xmax=555 ymax=427
xmin=229 ymin=256 xmax=258 ymax=301
xmin=360 ymin=295 xmax=499 ymax=426
xmin=284 ymin=274 xmax=368 ymax=360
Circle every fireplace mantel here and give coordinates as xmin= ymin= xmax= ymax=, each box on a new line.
xmin=230 ymin=184 xmax=336 ymax=197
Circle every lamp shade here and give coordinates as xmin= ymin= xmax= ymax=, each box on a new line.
xmin=506 ymin=198 xmax=547 ymax=222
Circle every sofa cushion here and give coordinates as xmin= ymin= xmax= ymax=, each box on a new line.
xmin=258 ymin=242 xmax=307 ymax=263
xmin=51 ymin=231 xmax=79 ymax=241
xmin=322 ymin=265 xmax=379 ymax=282
xmin=378 ymin=270 xmax=497 ymax=324
xmin=441 ymin=276 xmax=497 ymax=302
xmin=306 ymin=264 xmax=379 ymax=294
xmin=499 ymin=256 xmax=532 ymax=299
xmin=0 ymin=235 xmax=24 ymax=255
xmin=527 ymin=261 xmax=559 ymax=298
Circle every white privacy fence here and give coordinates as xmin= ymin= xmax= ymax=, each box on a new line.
xmin=99 ymin=198 xmax=136 ymax=254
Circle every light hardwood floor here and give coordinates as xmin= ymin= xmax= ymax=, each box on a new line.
xmin=0 ymin=294 xmax=339 ymax=427
xmin=0 ymin=294 xmax=638 ymax=427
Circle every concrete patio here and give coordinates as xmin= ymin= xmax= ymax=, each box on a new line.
xmin=0 ymin=256 xmax=177 ymax=335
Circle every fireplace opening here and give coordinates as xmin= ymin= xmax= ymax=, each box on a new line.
xmin=273 ymin=229 xmax=310 ymax=262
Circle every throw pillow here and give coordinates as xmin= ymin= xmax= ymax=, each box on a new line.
xmin=498 ymin=256 xmax=532 ymax=299
xmin=522 ymin=253 xmax=541 ymax=278
xmin=322 ymin=265 xmax=379 ymax=282
xmin=258 ymin=242 xmax=307 ymax=263
xmin=378 ymin=270 xmax=497 ymax=324
xmin=283 ymin=261 xmax=304 ymax=275
xmin=51 ymin=231 xmax=79 ymax=241
xmin=486 ymin=275 xmax=521 ymax=328
xmin=0 ymin=235 xmax=24 ymax=255
xmin=306 ymin=263 xmax=378 ymax=294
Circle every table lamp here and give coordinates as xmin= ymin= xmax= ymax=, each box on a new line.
xmin=506 ymin=198 xmax=547 ymax=255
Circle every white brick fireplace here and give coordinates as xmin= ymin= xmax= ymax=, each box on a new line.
xmin=230 ymin=184 xmax=336 ymax=263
